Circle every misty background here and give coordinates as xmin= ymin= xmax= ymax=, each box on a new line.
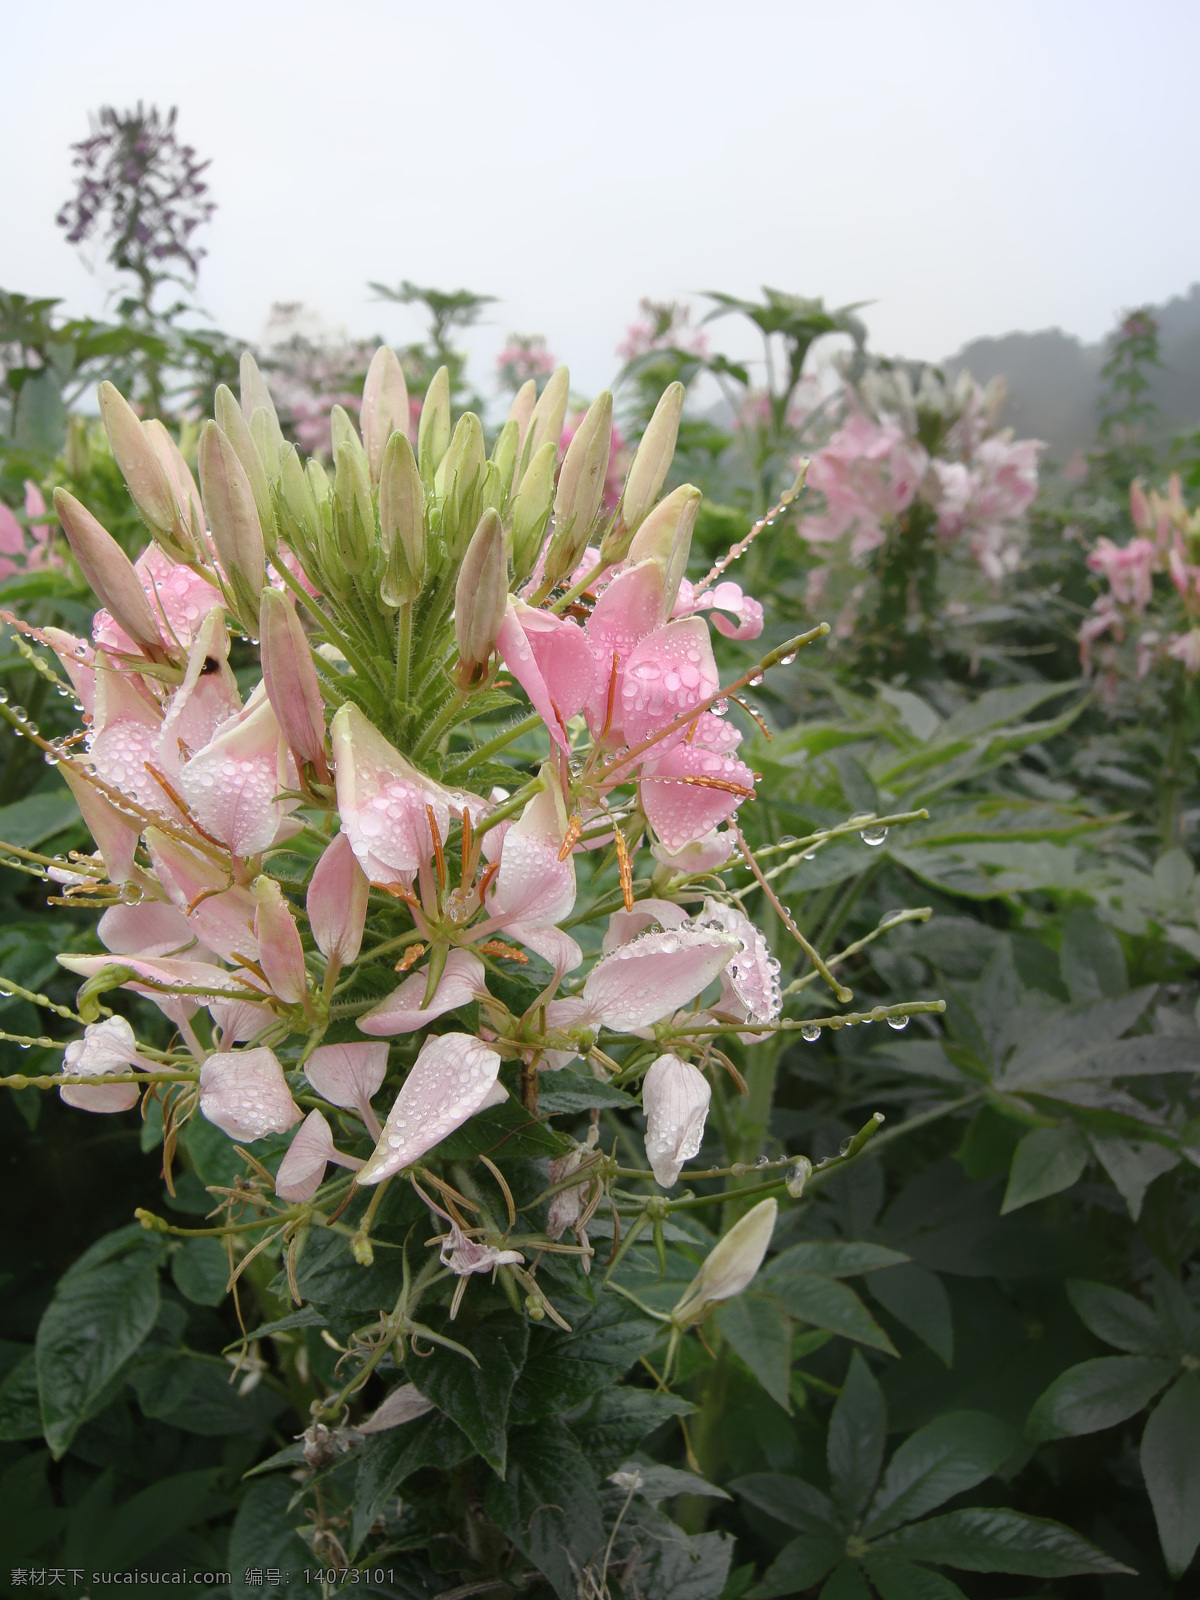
xmin=3 ymin=0 xmax=1200 ymax=454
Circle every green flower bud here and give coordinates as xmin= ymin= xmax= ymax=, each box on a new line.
xmin=488 ymin=418 xmax=520 ymax=507
xmin=523 ymin=364 xmax=569 ymax=474
xmin=619 ymin=381 xmax=684 ymax=535
xmin=330 ymin=405 xmax=368 ymax=471
xmin=507 ymin=379 xmax=537 ymax=461
xmin=197 ymin=420 xmax=266 ymax=618
xmin=437 ymin=412 xmax=486 ymax=558
xmin=627 ymin=483 xmax=701 ymax=613
xmin=215 ymin=384 xmax=277 ymax=547
xmin=455 ymin=508 xmax=509 ymax=686
xmin=97 ymin=381 xmax=184 ymax=547
xmin=276 ymin=443 xmax=321 ymax=556
xmin=510 ymin=440 xmax=557 ymax=585
xmin=418 ymin=366 xmax=452 ymax=481
xmin=360 ymin=346 xmax=410 ymax=482
xmin=333 ymin=442 xmax=375 ymax=576
xmin=544 ymin=390 xmax=612 ymax=587
xmin=379 ymin=431 xmax=426 ymax=605
xmin=239 ymin=352 xmax=285 ymax=461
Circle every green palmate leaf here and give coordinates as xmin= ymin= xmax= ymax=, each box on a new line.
xmin=1087 ymin=1134 xmax=1180 ymax=1220
xmin=409 ymin=1311 xmax=527 ymax=1476
xmin=1141 ymin=1372 xmax=1200 ymax=1577
xmin=641 ymin=1527 xmax=734 ymax=1600
xmin=717 ymin=1292 xmax=793 ymax=1411
xmin=866 ymin=1265 xmax=954 ymax=1366
xmin=1066 ymin=1278 xmax=1166 ymax=1354
xmin=35 ymin=1224 xmax=166 ymax=1458
xmin=1027 ymin=1355 xmax=1178 ymax=1441
xmin=569 ymin=1388 xmax=695 ymax=1476
xmin=351 ymin=1411 xmax=473 ymax=1554
xmin=229 ymin=1477 xmax=324 ymax=1600
xmin=0 ymin=1350 xmax=42 ymax=1441
xmin=819 ymin=1560 xmax=873 ymax=1600
xmin=865 ymin=1559 xmax=968 ymax=1600
xmin=1000 ymin=1124 xmax=1090 ymax=1213
xmin=510 ymin=1296 xmax=659 ymax=1420
xmin=864 ymin=1413 xmax=1015 ymax=1537
xmin=731 ymin=1472 xmax=838 ymax=1537
xmin=768 ymin=1242 xmax=910 ymax=1279
xmin=998 ymin=989 xmax=1154 ymax=1085
xmin=747 ymin=1532 xmax=844 ymax=1598
xmin=483 ymin=1417 xmax=605 ymax=1600
xmin=770 ymin=1273 xmax=898 ymax=1355
xmin=170 ymin=1237 xmax=231 ymax=1306
xmin=872 ymin=1508 xmax=1134 ymax=1575
xmin=829 ymin=1350 xmax=887 ymax=1527
xmin=1059 ymin=908 xmax=1127 ymax=1002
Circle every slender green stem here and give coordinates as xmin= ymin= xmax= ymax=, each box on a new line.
xmin=394 ymin=600 xmax=413 ymax=707
xmin=443 ymin=712 xmax=544 ymax=778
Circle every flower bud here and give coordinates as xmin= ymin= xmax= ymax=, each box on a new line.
xmin=361 ymin=346 xmax=410 ymax=480
xmin=333 ymin=442 xmax=375 ymax=576
xmin=510 ymin=441 xmax=557 ymax=585
xmin=488 ymin=418 xmax=520 ymax=507
xmin=143 ymin=420 xmax=206 ymax=553
xmin=455 ymin=509 xmax=509 ymax=686
xmin=197 ymin=421 xmax=267 ymax=610
xmin=438 ymin=412 xmax=486 ymax=557
xmin=239 ymin=352 xmax=286 ymax=461
xmin=276 ymin=442 xmax=321 ymax=557
xmin=260 ymin=587 xmax=328 ymax=778
xmin=330 ymin=404 xmax=366 ymax=467
xmin=508 ymin=379 xmax=537 ymax=461
xmin=215 ymin=384 xmax=277 ymax=545
xmin=65 ymin=415 xmax=91 ymax=481
xmin=546 ymin=391 xmax=612 ymax=586
xmin=307 ymin=832 xmax=369 ymax=967
xmin=643 ymin=1054 xmax=711 ymax=1187
xmin=672 ymin=1198 xmax=777 ymax=1325
xmin=97 ymin=382 xmax=183 ymax=544
xmin=627 ymin=484 xmax=701 ymax=614
xmin=619 ymin=381 xmax=684 ymax=535
xmin=254 ymin=875 xmax=309 ymax=1006
xmin=519 ymin=365 xmax=569 ymax=484
xmin=379 ymin=431 xmax=426 ymax=605
xmin=418 ymin=365 xmax=452 ymax=480
xmin=53 ymin=489 xmax=170 ymax=663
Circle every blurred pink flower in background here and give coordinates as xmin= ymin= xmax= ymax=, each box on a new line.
xmin=496 ymin=334 xmax=556 ymax=394
xmin=617 ymin=299 xmax=709 ymax=365
xmin=560 ymin=412 xmax=628 ymax=511
xmin=1086 ymin=536 xmax=1157 ymax=611
xmin=804 ymin=413 xmax=929 ymax=558
xmin=0 ymin=481 xmax=63 ymax=579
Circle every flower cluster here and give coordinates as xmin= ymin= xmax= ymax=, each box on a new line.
xmin=1080 ymin=475 xmax=1200 ymax=682
xmin=10 ymin=352 xmax=892 ymax=1331
xmin=0 ymin=481 xmax=60 ymax=577
xmin=797 ymin=366 xmax=1040 ymax=634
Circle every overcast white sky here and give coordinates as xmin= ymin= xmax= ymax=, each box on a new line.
xmin=3 ymin=0 xmax=1199 ymax=399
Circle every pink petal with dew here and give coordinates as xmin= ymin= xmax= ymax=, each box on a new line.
xmin=704 ymin=581 xmax=764 ymax=641
xmin=358 ymin=949 xmax=486 ymax=1037
xmin=254 ymin=877 xmax=308 ymax=1005
xmin=305 ymin=1041 xmax=389 ymax=1112
xmin=98 ymin=899 xmax=200 ymax=959
xmin=332 ymin=703 xmax=479 ymax=886
xmin=209 ymin=996 xmax=276 ymax=1047
xmin=146 ymin=830 xmax=259 ymax=965
xmin=58 ymin=763 xmax=143 ymax=886
xmin=159 ymin=608 xmax=240 ymax=760
xmin=357 ymin=1032 xmax=504 ymax=1183
xmin=500 ymin=922 xmax=583 ymax=978
xmin=619 ymin=618 xmax=718 ymax=751
xmin=198 ymin=1046 xmax=301 ymax=1141
xmin=58 ymin=952 xmax=267 ymax=1003
xmin=496 ymin=601 xmax=593 ymax=750
xmin=275 ymin=1109 xmax=364 ymax=1202
xmin=649 ymin=828 xmax=735 ymax=874
xmin=640 ymin=742 xmax=755 ymax=850
xmin=642 ymin=1053 xmax=712 ymax=1187
xmin=601 ymin=899 xmax=689 ymax=956
xmin=93 ymin=544 xmax=223 ymax=657
xmin=358 ymin=1383 xmax=435 ymax=1435
xmin=86 ymin=655 xmax=174 ymax=817
xmin=486 ymin=829 xmax=575 ymax=930
xmin=180 ymin=694 xmax=298 ymax=858
xmin=690 ymin=711 xmax=742 ymax=753
xmin=60 ymin=1016 xmax=142 ymax=1114
xmin=583 ymin=561 xmax=664 ymax=738
xmin=581 ymin=927 xmax=740 ymax=1031
xmin=307 ymin=832 xmax=369 ymax=965
xmin=690 ymin=899 xmax=781 ymax=1028
xmin=542 ymin=995 xmax=589 ymax=1068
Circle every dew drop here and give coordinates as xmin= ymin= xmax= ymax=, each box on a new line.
xmin=781 ymin=652 xmax=797 ymax=665
xmin=0 ymin=690 xmax=7 ymax=704
xmin=887 ymin=1015 xmax=910 ymax=1031
xmin=801 ymin=1022 xmax=821 ymax=1042
xmin=859 ymin=825 xmax=888 ymax=847
xmin=778 ymin=835 xmax=798 ymax=848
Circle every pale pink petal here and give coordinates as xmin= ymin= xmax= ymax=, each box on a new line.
xmin=209 ymin=996 xmax=276 ymax=1047
xmin=145 ymin=830 xmax=259 ymax=964
xmin=305 ymin=1041 xmax=389 ymax=1111
xmin=307 ymin=833 xmax=369 ymax=965
xmin=486 ymin=829 xmax=575 ymax=929
xmin=0 ymin=502 xmax=23 ymax=556
xmin=496 ymin=600 xmax=594 ymax=749
xmin=97 ymin=899 xmax=199 ymax=959
xmin=357 ymin=1032 xmax=504 ymax=1183
xmin=275 ymin=1108 xmax=338 ymax=1201
xmin=198 ymin=1046 xmax=301 ymax=1141
xmin=702 ymin=581 xmax=765 ymax=641
xmin=60 ymin=1016 xmax=142 ymax=1114
xmin=642 ymin=1054 xmax=711 ymax=1187
xmin=254 ymin=877 xmax=309 ymax=1005
xmin=58 ymin=952 xmax=267 ymax=1002
xmin=439 ymin=1221 xmax=523 ymax=1274
xmin=601 ymin=899 xmax=689 ymax=955
xmin=619 ymin=618 xmax=718 ymax=750
xmin=42 ymin=627 xmax=95 ymax=715
xmin=358 ymin=1383 xmax=436 ymax=1435
xmin=581 ymin=927 xmax=740 ymax=1031
xmin=640 ymin=742 xmax=755 ymax=849
xmin=690 ymin=899 xmax=782 ymax=1029
xmin=93 ymin=544 xmax=224 ymax=658
xmin=501 ymin=922 xmax=583 ymax=976
xmin=583 ymin=561 xmax=665 ymax=738
xmin=649 ymin=828 xmax=735 ymax=874
xmin=180 ymin=694 xmax=298 ymax=858
xmin=159 ymin=607 xmax=240 ymax=761
xmin=58 ymin=764 xmax=143 ymax=885
xmin=358 ymin=948 xmax=487 ymax=1036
